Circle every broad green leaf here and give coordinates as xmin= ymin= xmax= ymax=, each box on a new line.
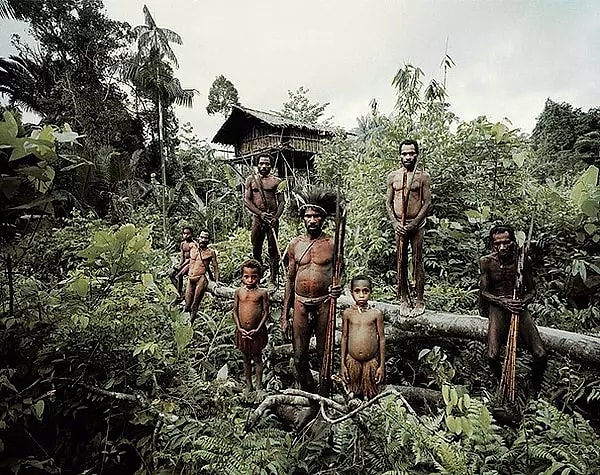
xmin=0 ymin=111 xmax=18 ymax=142
xmin=442 ymin=385 xmax=450 ymax=404
xmin=460 ymin=416 xmax=473 ymax=436
xmin=479 ymin=406 xmax=492 ymax=429
xmin=32 ymin=400 xmax=45 ymax=420
xmin=8 ymin=139 xmax=29 ymax=161
xmin=54 ymin=130 xmax=83 ymax=143
xmin=445 ymin=414 xmax=456 ymax=433
xmin=463 ymin=393 xmax=471 ymax=408
xmin=174 ymin=324 xmax=193 ymax=354
xmin=581 ymin=200 xmax=599 ymax=218
xmin=512 ymin=151 xmax=527 ymax=168
xmin=584 ymin=223 xmax=597 ymax=235
xmin=216 ymin=363 xmax=228 ymax=380
xmin=70 ymin=276 xmax=90 ymax=297
xmin=276 ymin=179 xmax=288 ymax=193
xmin=450 ymin=387 xmax=458 ymax=406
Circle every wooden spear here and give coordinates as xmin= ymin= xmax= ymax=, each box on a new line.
xmin=320 ymin=192 xmax=346 ymax=396
xmin=499 ymin=214 xmax=535 ymax=403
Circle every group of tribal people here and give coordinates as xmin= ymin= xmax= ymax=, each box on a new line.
xmin=170 ymin=139 xmax=547 ymax=400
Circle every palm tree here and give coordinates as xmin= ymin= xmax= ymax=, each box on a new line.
xmin=127 ymin=4 xmax=196 ymax=242
xmin=0 ymin=55 xmax=54 ymax=114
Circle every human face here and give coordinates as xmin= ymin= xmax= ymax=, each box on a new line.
xmin=198 ymin=231 xmax=210 ymax=247
xmin=351 ymin=280 xmax=372 ymax=307
xmin=492 ymin=231 xmax=515 ymax=260
xmin=182 ymin=228 xmax=192 ymax=241
xmin=303 ymin=208 xmax=324 ymax=236
xmin=400 ymin=144 xmax=418 ymax=170
xmin=257 ymin=157 xmax=272 ymax=176
xmin=242 ymin=267 xmax=260 ymax=289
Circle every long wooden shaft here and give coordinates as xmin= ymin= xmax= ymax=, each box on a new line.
xmin=396 ymin=171 xmax=408 ymax=300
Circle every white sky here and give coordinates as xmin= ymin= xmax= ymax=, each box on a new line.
xmin=2 ymin=0 xmax=599 ymax=140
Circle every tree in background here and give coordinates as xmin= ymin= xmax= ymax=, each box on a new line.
xmin=0 ymin=0 xmax=143 ymax=154
xmin=206 ymin=75 xmax=240 ymax=117
xmin=531 ymin=99 xmax=600 ymax=181
xmin=280 ymin=85 xmax=330 ymax=125
xmin=125 ymin=4 xmax=196 ymax=243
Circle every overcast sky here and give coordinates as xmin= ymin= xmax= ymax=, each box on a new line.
xmin=1 ymin=0 xmax=599 ymax=140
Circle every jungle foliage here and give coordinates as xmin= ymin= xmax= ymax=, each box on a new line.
xmin=1 ymin=2 xmax=600 ymax=474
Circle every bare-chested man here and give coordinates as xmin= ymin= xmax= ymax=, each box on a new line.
xmin=185 ymin=229 xmax=219 ymax=324
xmin=170 ymin=226 xmax=195 ymax=299
xmin=244 ymin=155 xmax=285 ymax=285
xmin=341 ymin=275 xmax=385 ymax=399
xmin=479 ymin=224 xmax=547 ymax=393
xmin=386 ymin=139 xmax=431 ymax=316
xmin=281 ymin=190 xmax=342 ymax=393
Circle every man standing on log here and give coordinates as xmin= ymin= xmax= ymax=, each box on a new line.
xmin=386 ymin=139 xmax=431 ymax=316
xmin=244 ymin=155 xmax=285 ymax=287
xmin=281 ymin=189 xmax=342 ymax=393
xmin=479 ymin=224 xmax=547 ymax=393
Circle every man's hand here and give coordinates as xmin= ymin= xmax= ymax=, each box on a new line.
xmin=281 ymin=312 xmax=292 ymax=342
xmin=393 ymin=221 xmax=406 ymax=236
xmin=328 ymin=284 xmax=342 ymax=299
xmin=246 ymin=328 xmax=257 ymax=338
xmin=260 ymin=211 xmax=274 ymax=224
xmin=375 ymin=366 xmax=385 ymax=384
xmin=501 ymin=297 xmax=524 ymax=314
xmin=341 ymin=364 xmax=349 ymax=383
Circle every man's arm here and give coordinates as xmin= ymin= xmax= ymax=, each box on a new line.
xmin=375 ymin=311 xmax=386 ymax=383
xmin=479 ymin=257 xmax=503 ymax=307
xmin=480 ymin=257 xmax=520 ymax=312
xmin=243 ymin=176 xmax=264 ymax=216
xmin=210 ymin=250 xmax=219 ymax=283
xmin=178 ymin=242 xmax=186 ymax=267
xmin=386 ymin=171 xmax=400 ymax=230
xmin=406 ymin=172 xmax=431 ymax=231
xmin=281 ymin=240 xmax=297 ymax=340
xmin=274 ymin=180 xmax=285 ymax=221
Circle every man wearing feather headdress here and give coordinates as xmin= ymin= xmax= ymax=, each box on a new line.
xmin=281 ymin=188 xmax=343 ymax=392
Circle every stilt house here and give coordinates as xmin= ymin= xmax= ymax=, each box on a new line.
xmin=211 ymin=105 xmax=336 ymax=180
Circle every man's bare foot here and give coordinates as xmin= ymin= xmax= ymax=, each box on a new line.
xmin=410 ymin=301 xmax=425 ymax=317
xmin=399 ymin=300 xmax=411 ymax=317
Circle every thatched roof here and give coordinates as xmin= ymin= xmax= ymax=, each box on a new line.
xmin=212 ymin=105 xmax=335 ymax=145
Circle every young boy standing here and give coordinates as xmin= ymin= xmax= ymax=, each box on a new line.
xmin=341 ymin=275 xmax=386 ymax=399
xmin=233 ymin=259 xmax=270 ymax=394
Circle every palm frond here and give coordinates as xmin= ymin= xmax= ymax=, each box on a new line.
xmin=142 ymin=4 xmax=156 ymax=29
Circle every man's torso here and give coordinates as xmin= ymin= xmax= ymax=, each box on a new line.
xmin=292 ymin=235 xmax=334 ymax=298
xmin=248 ymin=175 xmax=281 ymax=214
xmin=389 ymin=169 xmax=427 ymax=220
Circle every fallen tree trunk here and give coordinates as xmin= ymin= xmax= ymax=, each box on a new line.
xmin=207 ymin=283 xmax=600 ymax=364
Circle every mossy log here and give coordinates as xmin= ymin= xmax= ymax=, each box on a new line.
xmin=207 ymin=282 xmax=600 ymax=364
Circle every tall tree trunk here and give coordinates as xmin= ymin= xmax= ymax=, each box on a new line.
xmin=156 ymin=65 xmax=168 ymax=246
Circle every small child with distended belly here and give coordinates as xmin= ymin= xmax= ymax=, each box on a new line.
xmin=341 ymin=275 xmax=386 ymax=399
xmin=233 ymin=259 xmax=269 ymax=395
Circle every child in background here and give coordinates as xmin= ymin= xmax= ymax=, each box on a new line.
xmin=341 ymin=275 xmax=386 ymax=399
xmin=233 ymin=259 xmax=269 ymax=394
